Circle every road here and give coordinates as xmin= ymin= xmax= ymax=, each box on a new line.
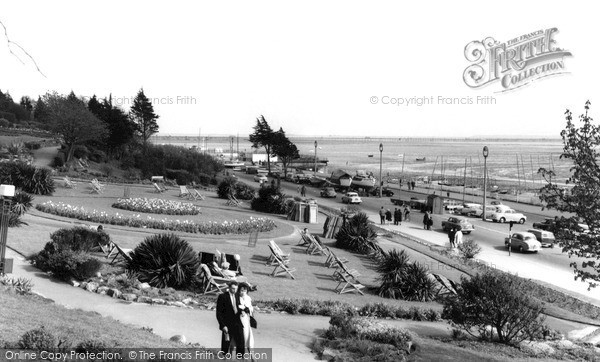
xmin=235 ymin=171 xmax=600 ymax=306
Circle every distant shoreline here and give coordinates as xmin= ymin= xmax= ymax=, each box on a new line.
xmin=153 ymin=135 xmax=562 ymax=143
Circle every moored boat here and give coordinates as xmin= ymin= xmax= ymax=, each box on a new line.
xmin=351 ymin=170 xmax=376 ymax=188
xmin=415 ymin=157 xmax=426 ymax=162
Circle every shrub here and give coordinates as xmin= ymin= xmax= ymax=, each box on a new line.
xmin=34 ymin=249 xmax=102 ymax=280
xmin=250 ymin=185 xmax=287 ymax=214
xmin=75 ymin=339 xmax=108 ymax=353
xmin=217 ymin=177 xmax=237 ymax=199
xmin=166 ymin=169 xmax=193 ymax=185
xmin=126 ymin=233 xmax=200 ymax=289
xmin=335 ymin=212 xmax=381 ymax=255
xmin=11 ymin=189 xmax=34 ymax=216
xmin=24 ymin=141 xmax=41 ymax=150
xmin=442 ymin=269 xmax=547 ymax=344
xmin=0 ymin=118 xmax=9 ymax=128
xmin=0 ymin=275 xmax=33 ymax=294
xmin=89 ymin=149 xmax=107 ymax=163
xmin=458 ymin=238 xmax=482 ymax=259
xmin=8 ymin=212 xmax=27 ymax=227
xmin=18 ymin=326 xmax=56 ymax=350
xmin=50 ymin=226 xmax=110 ymax=253
xmin=100 ymin=164 xmax=113 ymax=177
xmin=72 ymin=145 xmax=89 ymax=159
xmin=0 ymin=161 xmax=55 ymax=195
xmin=234 ymin=182 xmax=255 ymax=200
xmin=53 ymin=155 xmax=65 ymax=168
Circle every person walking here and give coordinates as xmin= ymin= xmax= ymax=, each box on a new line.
xmin=427 ymin=211 xmax=433 ymax=230
xmin=216 ymin=281 xmax=245 ymax=357
xmin=403 ymin=205 xmax=410 ymax=221
xmin=454 ymin=226 xmax=463 ymax=248
xmin=394 ymin=208 xmax=402 ymax=226
xmin=423 ymin=212 xmax=429 ymax=230
xmin=237 ymin=282 xmax=255 ymax=359
xmin=385 ymin=209 xmax=392 ymax=225
xmin=448 ymin=227 xmax=457 ymax=248
xmin=300 ymin=185 xmax=306 ymax=197
xmin=379 ymin=206 xmax=386 ymax=225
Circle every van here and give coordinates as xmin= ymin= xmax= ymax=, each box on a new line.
xmin=527 ymin=229 xmax=556 ymax=248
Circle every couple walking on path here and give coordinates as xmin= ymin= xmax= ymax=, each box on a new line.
xmin=423 ymin=211 xmax=433 ymax=230
xmin=217 ymin=280 xmax=256 ymax=360
xmin=448 ymin=227 xmax=463 ymax=249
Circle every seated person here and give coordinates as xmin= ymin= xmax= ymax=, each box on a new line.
xmin=206 ymin=262 xmax=257 ymax=291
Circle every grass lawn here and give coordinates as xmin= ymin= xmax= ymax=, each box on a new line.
xmin=0 ymin=287 xmax=182 ymax=348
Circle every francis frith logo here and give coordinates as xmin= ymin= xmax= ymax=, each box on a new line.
xmin=463 ymin=28 xmax=572 ymax=91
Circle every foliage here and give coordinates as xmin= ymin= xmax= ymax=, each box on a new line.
xmin=126 ymin=233 xmax=200 ymax=289
xmin=457 ymin=238 xmax=482 ymax=259
xmin=250 ymin=184 xmax=287 ymax=214
xmin=538 ymin=101 xmax=600 ymax=290
xmin=32 ymin=248 xmax=102 ymax=281
xmin=130 ymin=88 xmax=159 ymax=151
xmin=375 ymin=249 xmax=436 ymax=301
xmin=18 ymin=326 xmax=57 ymax=350
xmin=43 ymin=91 xmax=108 ymax=162
xmin=336 ymin=212 xmax=381 ymax=255
xmin=443 ymin=270 xmax=546 ymax=344
xmin=37 ymin=201 xmax=276 ymax=234
xmin=271 ymin=127 xmax=299 ymax=176
xmin=165 ymin=169 xmax=193 ymax=185
xmin=10 ymin=189 xmax=33 ymax=216
xmin=88 ymin=95 xmax=136 ymax=158
xmin=50 ymin=226 xmax=110 ymax=253
xmin=53 ymin=154 xmax=65 ymax=168
xmin=249 ymin=115 xmax=275 ymax=173
xmin=0 ymin=275 xmax=33 ymax=295
xmin=112 ymin=197 xmax=201 ymax=215
xmin=217 ymin=177 xmax=255 ymax=200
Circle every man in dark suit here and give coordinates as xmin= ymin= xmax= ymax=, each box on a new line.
xmin=216 ymin=281 xmax=245 ymax=357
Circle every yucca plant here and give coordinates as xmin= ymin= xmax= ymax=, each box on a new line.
xmin=11 ymin=189 xmax=34 ymax=216
xmin=335 ymin=212 xmax=380 ymax=255
xmin=126 ymin=233 xmax=200 ymax=289
xmin=1 ymin=161 xmax=55 ymax=195
xmin=217 ymin=177 xmax=238 ymax=199
xmin=376 ymin=249 xmax=436 ymax=301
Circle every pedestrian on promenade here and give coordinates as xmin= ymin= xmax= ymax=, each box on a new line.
xmin=300 ymin=185 xmax=306 ymax=197
xmin=427 ymin=211 xmax=433 ymax=230
xmin=385 ymin=209 xmax=392 ymax=225
xmin=297 ymin=185 xmax=301 ymax=194
xmin=423 ymin=212 xmax=429 ymax=230
xmin=403 ymin=206 xmax=410 ymax=221
xmin=379 ymin=207 xmax=386 ymax=224
xmin=448 ymin=227 xmax=457 ymax=248
xmin=454 ymin=226 xmax=463 ymax=248
xmin=394 ymin=208 xmax=402 ymax=225
xmin=216 ymin=281 xmax=245 ymax=356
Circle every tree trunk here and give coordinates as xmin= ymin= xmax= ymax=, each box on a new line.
xmin=65 ymin=143 xmax=75 ymax=163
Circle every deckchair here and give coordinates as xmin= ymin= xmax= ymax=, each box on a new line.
xmin=90 ymin=181 xmax=104 ymax=194
xmin=306 ymin=234 xmax=328 ymax=256
xmin=266 ymin=240 xmax=290 ymax=265
xmin=332 ymin=258 xmax=360 ymax=280
xmin=334 ymin=271 xmax=365 ymax=295
xmin=193 ymin=189 xmax=205 ymax=200
xmin=92 ymin=178 xmax=105 ymax=188
xmin=178 ymin=185 xmax=191 ymax=198
xmin=226 ymin=194 xmax=242 ymax=207
xmin=199 ymin=264 xmax=229 ymax=295
xmin=109 ymin=243 xmax=134 ymax=265
xmin=63 ymin=176 xmax=77 ymax=188
xmin=431 ymin=273 xmax=458 ymax=296
xmin=323 ymin=247 xmax=349 ymax=268
xmin=268 ymin=245 xmax=296 ymax=279
xmin=298 ymin=231 xmax=312 ymax=246
xmin=153 ymin=183 xmax=166 ymax=193
xmin=94 ymin=240 xmax=115 ymax=258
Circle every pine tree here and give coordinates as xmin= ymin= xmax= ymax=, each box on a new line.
xmin=33 ymin=96 xmax=50 ymax=124
xmin=249 ymin=115 xmax=275 ymax=173
xmin=130 ymin=88 xmax=159 ymax=152
xmin=272 ymin=127 xmax=299 ymax=177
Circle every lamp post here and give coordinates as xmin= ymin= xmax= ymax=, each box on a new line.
xmin=0 ymin=184 xmax=15 ymax=274
xmin=482 ymin=146 xmax=489 ymax=221
xmin=379 ymin=143 xmax=383 ymax=198
xmin=314 ymin=140 xmax=318 ymax=177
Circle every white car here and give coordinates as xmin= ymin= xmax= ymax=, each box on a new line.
xmin=491 ymin=208 xmax=526 ymax=224
xmin=341 ymin=192 xmax=362 ymax=204
xmin=253 ymin=175 xmax=268 ymax=183
xmin=459 ymin=203 xmax=482 ymax=216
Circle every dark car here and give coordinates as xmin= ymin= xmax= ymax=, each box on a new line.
xmin=320 ymin=187 xmax=337 ymax=198
xmin=441 ymin=216 xmax=474 ymax=234
xmin=370 ymin=187 xmax=394 ymax=197
xmin=532 ymin=218 xmax=556 ymax=231
xmin=527 ymin=229 xmax=556 ymax=248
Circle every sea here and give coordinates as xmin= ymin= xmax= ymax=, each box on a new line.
xmin=152 ymin=136 xmax=570 ymax=191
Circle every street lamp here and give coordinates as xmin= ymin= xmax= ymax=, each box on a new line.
xmin=482 ymin=146 xmax=489 ymax=221
xmin=0 ymin=184 xmax=15 ymax=274
xmin=314 ymin=140 xmax=318 ymax=177
xmin=379 ymin=143 xmax=383 ymax=198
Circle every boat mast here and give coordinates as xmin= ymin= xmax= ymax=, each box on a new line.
xmin=516 ymin=154 xmax=521 ymax=189
xmin=462 ymin=158 xmax=467 ymax=203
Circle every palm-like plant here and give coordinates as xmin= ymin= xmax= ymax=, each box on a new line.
xmin=376 ymin=249 xmax=436 ymax=301
xmin=335 ymin=212 xmax=380 ymax=254
xmin=126 ymin=233 xmax=200 ymax=289
xmin=11 ymin=190 xmax=34 ymax=216
xmin=217 ymin=177 xmax=237 ymax=199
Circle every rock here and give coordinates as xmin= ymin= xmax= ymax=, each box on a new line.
xmin=79 ymin=282 xmax=88 ymax=289
xmin=107 ymin=288 xmax=122 ymax=299
xmin=96 ymin=272 xmax=102 ymax=278
xmin=172 ymin=301 xmax=186 ymax=308
xmin=137 ymin=296 xmax=153 ymax=304
xmin=151 ymin=298 xmax=166 ymax=305
xmin=138 ymin=282 xmax=151 ymax=290
xmin=169 ymin=335 xmax=186 ymax=344
xmin=182 ymin=298 xmax=192 ymax=304
xmin=321 ymin=348 xmax=339 ymax=361
xmin=70 ymin=280 xmax=80 ymax=288
xmin=85 ymin=282 xmax=99 ymax=293
xmin=96 ymin=286 xmax=109 ymax=295
xmin=160 ymin=287 xmax=176 ymax=295
xmin=121 ymin=293 xmax=137 ymax=302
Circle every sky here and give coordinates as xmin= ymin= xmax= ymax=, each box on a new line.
xmin=1 ymin=1 xmax=598 ymax=138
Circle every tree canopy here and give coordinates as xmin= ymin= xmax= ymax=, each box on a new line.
xmin=539 ymin=101 xmax=600 ymax=290
xmin=88 ymin=94 xmax=136 ymax=158
xmin=130 ymin=88 xmax=159 ymax=150
xmin=272 ymin=127 xmax=299 ymax=176
xmin=249 ymin=115 xmax=276 ymax=172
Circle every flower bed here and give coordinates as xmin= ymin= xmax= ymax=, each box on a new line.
xmin=36 ymin=201 xmax=276 ymax=234
xmin=112 ymin=198 xmax=201 ymax=215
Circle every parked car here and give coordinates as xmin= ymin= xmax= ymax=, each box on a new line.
xmin=490 ymin=208 xmax=526 ymax=224
xmin=341 ymin=192 xmax=362 ymax=204
xmin=369 ymin=187 xmax=394 ymax=197
xmin=472 ymin=205 xmax=499 ymax=218
xmin=505 ymin=232 xmax=541 ymax=253
xmin=459 ymin=203 xmax=482 ymax=216
xmin=320 ymin=187 xmax=337 ymax=198
xmin=490 ymin=200 xmax=504 ymax=205
xmin=532 ymin=218 xmax=556 ymax=231
xmin=253 ymin=175 xmax=268 ymax=183
xmin=443 ymin=199 xmax=462 ymax=212
xmin=441 ymin=216 xmax=474 ymax=234
xmin=527 ymin=229 xmax=556 ymax=248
